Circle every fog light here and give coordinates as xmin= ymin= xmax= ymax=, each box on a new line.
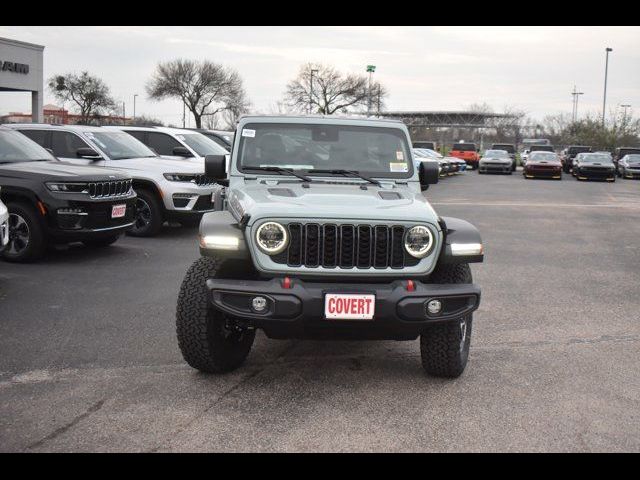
xmin=427 ymin=299 xmax=442 ymax=315
xmin=251 ymin=296 xmax=268 ymax=312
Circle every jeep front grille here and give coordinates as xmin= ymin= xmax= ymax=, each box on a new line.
xmin=88 ymin=180 xmax=132 ymax=198
xmin=274 ymin=223 xmax=419 ymax=269
xmin=195 ymin=175 xmax=216 ymax=186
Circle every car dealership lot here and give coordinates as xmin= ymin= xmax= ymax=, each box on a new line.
xmin=1 ymin=171 xmax=640 ymax=452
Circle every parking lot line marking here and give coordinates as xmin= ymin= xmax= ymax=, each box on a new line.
xmin=431 ymin=202 xmax=640 ymax=209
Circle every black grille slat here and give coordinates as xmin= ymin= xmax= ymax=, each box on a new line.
xmin=340 ymin=225 xmax=355 ymax=268
xmin=322 ymin=225 xmax=338 ymax=267
xmin=305 ymin=224 xmax=320 ymax=267
xmin=357 ymin=225 xmax=372 ymax=268
xmin=287 ymin=224 xmax=303 ymax=266
xmin=390 ymin=226 xmax=405 ymax=268
xmin=374 ymin=225 xmax=389 ymax=268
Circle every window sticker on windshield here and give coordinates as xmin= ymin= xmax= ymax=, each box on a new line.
xmin=389 ymin=162 xmax=408 ymax=172
xmin=396 ymin=151 xmax=404 ymax=161
xmin=242 ymin=129 xmax=256 ymax=138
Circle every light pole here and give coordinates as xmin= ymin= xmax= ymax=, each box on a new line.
xmin=122 ymin=101 xmax=126 ymax=124
xmin=133 ymin=94 xmax=138 ymax=122
xmin=366 ymin=65 xmax=376 ymax=116
xmin=621 ymin=104 xmax=631 ymax=136
xmin=571 ymin=85 xmax=584 ymax=122
xmin=309 ymin=68 xmax=318 ymax=115
xmin=602 ymin=47 xmax=613 ymax=126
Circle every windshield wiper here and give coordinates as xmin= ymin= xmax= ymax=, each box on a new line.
xmin=243 ymin=166 xmax=312 ymax=182
xmin=307 ymin=169 xmax=382 ymax=187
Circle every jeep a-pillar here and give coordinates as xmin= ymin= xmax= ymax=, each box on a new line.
xmin=176 ymin=115 xmax=483 ymax=378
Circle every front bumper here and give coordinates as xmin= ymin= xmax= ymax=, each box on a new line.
xmin=207 ymin=277 xmax=481 ymax=340
xmin=479 ymin=163 xmax=511 ymax=173
xmin=575 ymin=168 xmax=616 ymax=180
xmin=161 ymin=183 xmax=220 ymax=214
xmin=46 ymin=196 xmax=137 ymax=241
xmin=524 ymin=167 xmax=562 ymax=178
xmin=622 ymin=167 xmax=640 ymax=179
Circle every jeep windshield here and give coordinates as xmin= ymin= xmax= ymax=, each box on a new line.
xmin=85 ymin=131 xmax=157 ymax=160
xmin=237 ymin=123 xmax=413 ymax=179
xmin=0 ymin=130 xmax=55 ymax=163
xmin=568 ymin=146 xmax=591 ymax=156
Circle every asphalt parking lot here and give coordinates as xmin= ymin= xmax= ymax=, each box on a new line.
xmin=1 ymin=170 xmax=639 ymax=452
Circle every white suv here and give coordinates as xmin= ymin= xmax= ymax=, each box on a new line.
xmin=6 ymin=124 xmax=221 ymax=237
xmin=107 ymin=126 xmax=228 ymax=161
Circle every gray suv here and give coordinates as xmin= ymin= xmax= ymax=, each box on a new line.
xmin=176 ymin=115 xmax=484 ymax=378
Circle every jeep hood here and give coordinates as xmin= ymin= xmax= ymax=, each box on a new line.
xmin=231 ymin=181 xmax=439 ymax=224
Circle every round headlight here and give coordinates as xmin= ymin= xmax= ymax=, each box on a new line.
xmin=256 ymin=222 xmax=288 ymax=255
xmin=404 ymin=226 xmax=433 ymax=258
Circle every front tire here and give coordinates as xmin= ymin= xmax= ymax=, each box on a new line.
xmin=1 ymin=202 xmax=47 ymax=263
xmin=420 ymin=263 xmax=473 ymax=378
xmin=176 ymin=257 xmax=256 ymax=373
xmin=128 ymin=189 xmax=163 ymax=237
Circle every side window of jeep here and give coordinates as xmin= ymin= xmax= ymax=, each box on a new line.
xmin=146 ymin=132 xmax=182 ymax=156
xmin=51 ymin=131 xmax=90 ymax=158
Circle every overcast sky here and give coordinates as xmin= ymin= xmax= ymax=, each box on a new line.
xmin=1 ymin=26 xmax=639 ymax=125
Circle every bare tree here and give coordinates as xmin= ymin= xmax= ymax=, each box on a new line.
xmin=146 ymin=59 xmax=250 ymax=129
xmin=285 ymin=63 xmax=387 ymax=115
xmin=48 ymin=71 xmax=116 ymax=124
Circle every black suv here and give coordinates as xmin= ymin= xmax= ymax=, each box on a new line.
xmin=491 ymin=143 xmax=517 ymax=171
xmin=0 ymin=127 xmax=136 ymax=262
xmin=561 ymin=146 xmax=591 ymax=173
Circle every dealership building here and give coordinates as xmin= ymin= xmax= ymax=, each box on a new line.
xmin=0 ymin=37 xmax=45 ymax=123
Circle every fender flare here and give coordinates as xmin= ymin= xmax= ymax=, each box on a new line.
xmin=438 ymin=216 xmax=484 ymax=264
xmin=198 ymin=210 xmax=251 ymax=260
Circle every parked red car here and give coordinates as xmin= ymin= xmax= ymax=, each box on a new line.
xmin=523 ymin=151 xmax=562 ymax=180
xmin=449 ymin=143 xmax=480 ymax=169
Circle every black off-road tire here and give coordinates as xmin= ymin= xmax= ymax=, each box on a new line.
xmin=128 ymin=188 xmax=163 ymax=237
xmin=2 ymin=201 xmax=47 ymax=263
xmin=420 ymin=263 xmax=473 ymax=378
xmin=176 ymin=256 xmax=256 ymax=373
xmin=82 ymin=234 xmax=121 ymax=248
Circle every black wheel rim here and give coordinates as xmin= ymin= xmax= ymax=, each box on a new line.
xmin=133 ymin=198 xmax=152 ymax=232
xmin=7 ymin=213 xmax=30 ymax=256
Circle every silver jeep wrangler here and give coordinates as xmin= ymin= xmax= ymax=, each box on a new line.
xmin=176 ymin=115 xmax=483 ymax=378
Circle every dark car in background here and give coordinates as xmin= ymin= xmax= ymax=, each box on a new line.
xmin=0 ymin=127 xmax=136 ymax=262
xmin=529 ymin=145 xmax=554 ymax=153
xmin=491 ymin=143 xmax=516 ymax=171
xmin=573 ymin=152 xmax=616 ymax=182
xmin=561 ymin=146 xmax=592 ymax=173
xmin=523 ymin=151 xmax=562 ymax=180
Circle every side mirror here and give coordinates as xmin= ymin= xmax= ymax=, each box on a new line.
xmin=76 ymin=147 xmax=101 ymax=160
xmin=205 ymin=154 xmax=227 ymax=181
xmin=418 ymin=161 xmax=439 ymax=191
xmin=173 ymin=146 xmax=192 ymax=157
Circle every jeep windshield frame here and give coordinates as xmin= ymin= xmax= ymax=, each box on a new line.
xmin=235 ymin=123 xmax=414 ymax=180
